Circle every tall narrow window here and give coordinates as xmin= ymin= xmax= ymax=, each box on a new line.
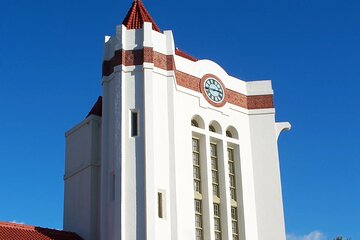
xmin=228 ymin=148 xmax=236 ymax=201
xmin=231 ymin=207 xmax=239 ymax=240
xmin=193 ymin=138 xmax=201 ymax=194
xmin=195 ymin=199 xmax=203 ymax=240
xmin=158 ymin=192 xmax=163 ymax=218
xmin=228 ymin=148 xmax=239 ymax=239
xmin=211 ymin=143 xmax=219 ymax=197
xmin=131 ymin=110 xmax=138 ymax=137
xmin=193 ymin=138 xmax=203 ymax=240
xmin=214 ymin=203 xmax=222 ymax=240
xmin=211 ymin=143 xmax=222 ymax=239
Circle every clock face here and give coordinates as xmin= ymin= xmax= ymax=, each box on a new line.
xmin=204 ymin=78 xmax=224 ymax=103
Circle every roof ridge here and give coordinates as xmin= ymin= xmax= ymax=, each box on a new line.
xmin=122 ymin=0 xmax=160 ymax=32
xmin=0 ymin=222 xmax=35 ymax=230
xmin=0 ymin=222 xmax=84 ymax=240
xmin=175 ymin=48 xmax=198 ymax=62
xmin=0 ymin=222 xmax=79 ymax=235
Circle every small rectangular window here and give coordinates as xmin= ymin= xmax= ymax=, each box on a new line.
xmin=158 ymin=192 xmax=163 ymax=218
xmin=131 ymin=110 xmax=138 ymax=137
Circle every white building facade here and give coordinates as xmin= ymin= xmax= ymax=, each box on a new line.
xmin=63 ymin=1 xmax=291 ymax=240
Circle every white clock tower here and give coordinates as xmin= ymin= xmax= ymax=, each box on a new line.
xmin=63 ymin=1 xmax=291 ymax=240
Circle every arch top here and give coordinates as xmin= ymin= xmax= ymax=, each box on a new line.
xmin=191 ymin=115 xmax=205 ymax=129
xmin=208 ymin=120 xmax=222 ymax=134
xmin=226 ymin=126 xmax=239 ymax=139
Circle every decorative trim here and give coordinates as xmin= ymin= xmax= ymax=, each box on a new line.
xmin=102 ymin=48 xmax=274 ymax=110
xmin=246 ymin=94 xmax=274 ymax=109
xmin=226 ymin=89 xmax=247 ymax=109
xmin=102 ymin=50 xmax=122 ymax=76
xmin=102 ymin=48 xmax=174 ymax=76
xmin=176 ymin=71 xmax=274 ymax=109
xmin=175 ymin=70 xmax=201 ymax=92
xmin=154 ymin=51 xmax=174 ymax=70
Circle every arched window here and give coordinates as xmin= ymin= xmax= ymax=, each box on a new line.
xmin=226 ymin=130 xmax=232 ymax=138
xmin=191 ymin=119 xmax=199 ymax=127
xmin=226 ymin=126 xmax=239 ymax=139
xmin=208 ymin=121 xmax=222 ymax=134
xmin=191 ymin=115 xmax=205 ymax=129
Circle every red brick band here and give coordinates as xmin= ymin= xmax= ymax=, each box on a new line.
xmin=103 ymin=47 xmax=174 ymax=76
xmin=176 ymin=71 xmax=274 ymax=109
xmin=102 ymin=48 xmax=273 ymax=109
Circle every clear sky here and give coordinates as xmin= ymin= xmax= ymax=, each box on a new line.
xmin=0 ymin=0 xmax=359 ymax=239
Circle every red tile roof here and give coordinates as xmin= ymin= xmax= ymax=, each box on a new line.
xmin=122 ymin=0 xmax=161 ymax=32
xmin=0 ymin=222 xmax=83 ymax=240
xmin=86 ymin=96 xmax=102 ymax=118
xmin=175 ymin=48 xmax=198 ymax=62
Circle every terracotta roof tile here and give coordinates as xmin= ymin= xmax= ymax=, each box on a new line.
xmin=86 ymin=96 xmax=102 ymax=118
xmin=122 ymin=0 xmax=160 ymax=32
xmin=0 ymin=222 xmax=83 ymax=240
xmin=175 ymin=48 xmax=198 ymax=62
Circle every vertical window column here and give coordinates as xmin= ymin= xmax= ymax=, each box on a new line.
xmin=193 ymin=139 xmax=201 ymax=194
xmin=231 ymin=207 xmax=239 ymax=240
xmin=228 ymin=148 xmax=236 ymax=202
xmin=213 ymin=203 xmax=222 ymax=240
xmin=193 ymin=138 xmax=203 ymax=240
xmin=195 ymin=199 xmax=203 ymax=240
xmin=211 ymin=143 xmax=222 ymax=240
xmin=228 ymin=148 xmax=239 ymax=240
xmin=211 ymin=143 xmax=220 ymax=198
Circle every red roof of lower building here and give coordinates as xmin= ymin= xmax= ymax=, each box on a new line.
xmin=0 ymin=222 xmax=83 ymax=240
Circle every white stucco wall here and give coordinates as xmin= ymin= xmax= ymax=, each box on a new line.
xmin=64 ymin=115 xmax=101 ymax=240
xmin=69 ymin=21 xmax=289 ymax=240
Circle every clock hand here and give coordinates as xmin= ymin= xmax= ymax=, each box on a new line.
xmin=210 ymin=87 xmax=222 ymax=93
xmin=209 ymin=86 xmax=220 ymax=91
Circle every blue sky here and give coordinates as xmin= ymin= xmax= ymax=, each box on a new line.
xmin=0 ymin=0 xmax=359 ymax=239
